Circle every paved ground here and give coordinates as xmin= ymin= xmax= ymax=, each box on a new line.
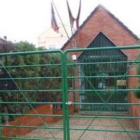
xmin=25 ymin=117 xmax=139 ymax=140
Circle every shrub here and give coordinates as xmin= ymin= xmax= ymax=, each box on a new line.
xmin=0 ymin=42 xmax=74 ymax=123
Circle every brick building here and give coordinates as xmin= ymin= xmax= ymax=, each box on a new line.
xmin=62 ymin=5 xmax=140 ymax=127
xmin=62 ymin=4 xmax=139 ymax=50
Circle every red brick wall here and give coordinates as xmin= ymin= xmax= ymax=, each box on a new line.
xmin=128 ymin=66 xmax=140 ymax=129
xmin=63 ymin=6 xmax=140 ymax=60
xmin=2 ymin=104 xmax=74 ymax=137
xmin=129 ymin=93 xmax=140 ymax=129
xmin=2 ymin=105 xmax=53 ymax=137
xmin=128 ymin=66 xmax=139 ymax=89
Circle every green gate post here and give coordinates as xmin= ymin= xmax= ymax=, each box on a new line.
xmin=63 ymin=52 xmax=70 ymax=140
xmin=0 ymin=103 xmax=1 ymax=140
xmin=61 ymin=51 xmax=67 ymax=140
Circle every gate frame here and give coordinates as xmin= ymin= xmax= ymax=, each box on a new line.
xmin=0 ymin=45 xmax=140 ymax=140
xmin=64 ymin=45 xmax=140 ymax=140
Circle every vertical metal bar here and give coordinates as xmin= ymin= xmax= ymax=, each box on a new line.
xmin=114 ymin=58 xmax=116 ymax=111
xmin=63 ymin=53 xmax=70 ymax=140
xmin=73 ymin=63 xmax=76 ymax=112
xmin=0 ymin=101 xmax=1 ymax=140
xmin=61 ymin=52 xmax=70 ymax=140
xmin=61 ymin=52 xmax=67 ymax=140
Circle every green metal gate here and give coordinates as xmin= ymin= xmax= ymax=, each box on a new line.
xmin=0 ymin=46 xmax=140 ymax=140
xmin=0 ymin=50 xmax=69 ymax=140
xmin=65 ymin=46 xmax=140 ymax=140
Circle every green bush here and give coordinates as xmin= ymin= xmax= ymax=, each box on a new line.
xmin=0 ymin=41 xmax=74 ymax=122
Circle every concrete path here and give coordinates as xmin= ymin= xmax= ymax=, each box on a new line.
xmin=25 ymin=117 xmax=139 ymax=140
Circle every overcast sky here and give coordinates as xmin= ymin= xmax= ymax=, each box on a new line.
xmin=0 ymin=0 xmax=140 ymax=45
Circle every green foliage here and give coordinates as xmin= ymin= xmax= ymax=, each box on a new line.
xmin=7 ymin=41 xmax=40 ymax=90
xmin=1 ymin=42 xmax=74 ymax=122
xmin=1 ymin=41 xmax=41 ymax=122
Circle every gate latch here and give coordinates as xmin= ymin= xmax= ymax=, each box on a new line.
xmin=65 ymin=101 xmax=73 ymax=105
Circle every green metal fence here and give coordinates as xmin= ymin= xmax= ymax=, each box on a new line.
xmin=0 ymin=46 xmax=140 ymax=140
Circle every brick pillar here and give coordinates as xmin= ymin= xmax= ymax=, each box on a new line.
xmin=128 ymin=66 xmax=140 ymax=130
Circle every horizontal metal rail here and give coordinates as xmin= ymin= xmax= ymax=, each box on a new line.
xmin=70 ymin=115 xmax=140 ymax=119
xmin=2 ymin=136 xmax=51 ymax=140
xmin=72 ymin=102 xmax=140 ymax=105
xmin=64 ymin=45 xmax=140 ymax=53
xmin=0 ymin=49 xmax=63 ymax=56
xmin=0 ymin=76 xmax=62 ymax=80
xmin=2 ymin=125 xmax=139 ymax=133
xmin=67 ymin=60 xmax=140 ymax=66
xmin=67 ymin=75 xmax=140 ymax=79
xmin=1 ymin=102 xmax=139 ymax=105
xmin=0 ymin=63 xmax=61 ymax=68
xmin=2 ymin=113 xmax=140 ymax=119
xmin=69 ymin=127 xmax=140 ymax=133
xmin=1 ymin=125 xmax=63 ymax=130
xmin=0 ymin=102 xmax=62 ymax=105
xmin=69 ymin=89 xmax=140 ymax=92
xmin=1 ymin=113 xmax=63 ymax=117
xmin=2 ymin=74 xmax=140 ymax=81
xmin=0 ymin=89 xmax=62 ymax=92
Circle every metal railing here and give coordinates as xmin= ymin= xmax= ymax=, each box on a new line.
xmin=0 ymin=45 xmax=140 ymax=140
